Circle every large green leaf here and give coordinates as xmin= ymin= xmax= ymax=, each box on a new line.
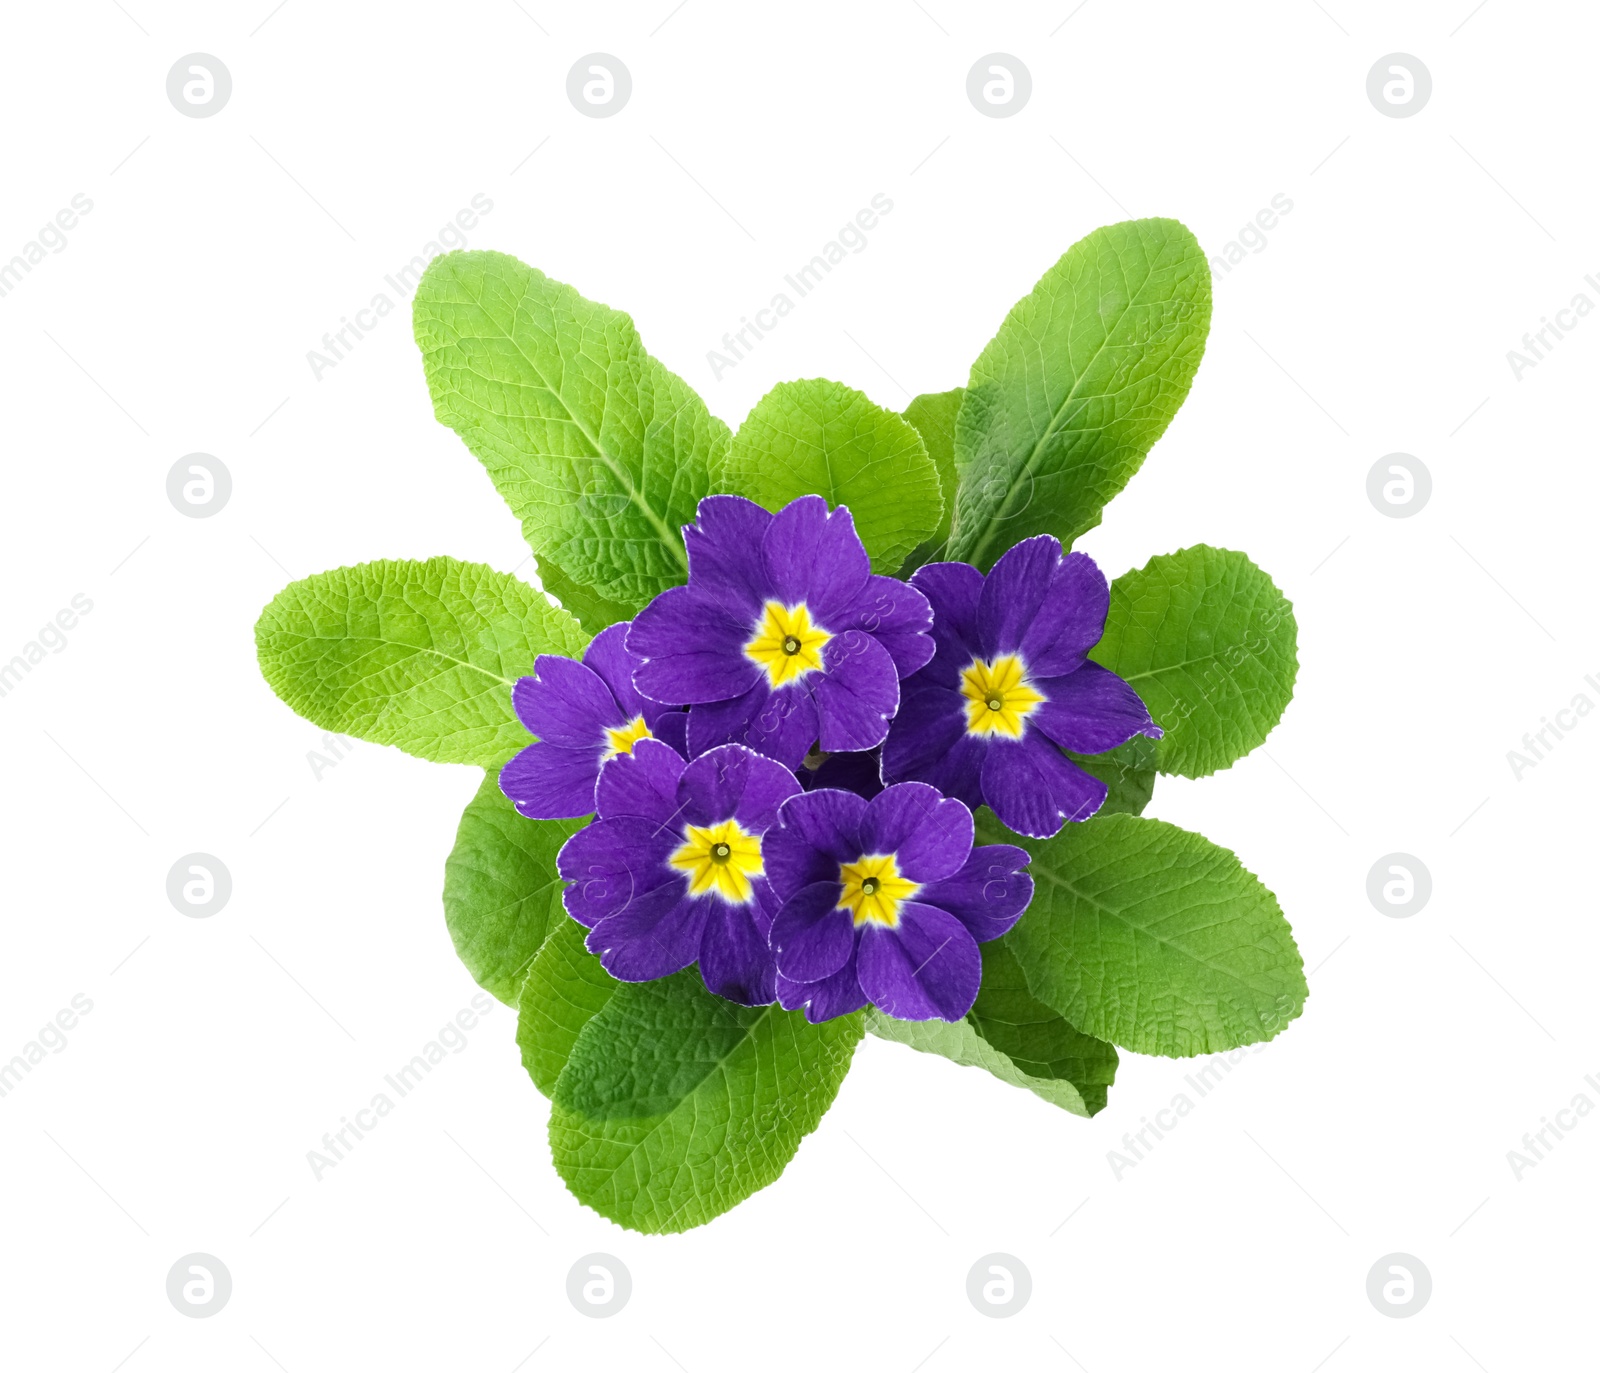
xmin=868 ymin=941 xmax=1117 ymax=1117
xmin=900 ymin=387 xmax=962 ymax=572
xmin=989 ymin=811 xmax=1306 ymax=1059
xmin=413 ymin=251 xmax=727 ymax=616
xmin=255 ymin=558 xmax=586 ymax=768
xmin=518 ymin=919 xmax=618 ymax=1097
xmin=947 ymin=219 xmax=1211 ymax=569
xmin=1065 ymin=736 xmax=1157 ymax=817
xmin=1091 ymin=546 xmax=1297 ymax=778
xmin=443 ymin=771 xmax=582 ymax=1006
xmin=721 ymin=378 xmax=943 ymax=574
xmin=550 ymin=972 xmax=863 ymax=1232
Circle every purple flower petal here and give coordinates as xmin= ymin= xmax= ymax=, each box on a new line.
xmin=1020 ymin=551 xmax=1111 ymax=678
xmin=909 ymin=561 xmax=984 ymax=682
xmin=628 ymin=586 xmax=762 ymax=705
xmin=881 ymin=682 xmax=985 ymax=811
xmin=687 ymin=680 xmax=819 ymax=770
xmin=977 ymin=535 xmax=1062 ymax=659
xmin=594 ymin=737 xmax=685 ymax=825
xmin=587 ymin=887 xmax=709 ymax=983
xmin=652 ymin=708 xmax=689 ymax=758
xmin=578 ymin=623 xmax=647 ymax=725
xmin=813 ymin=631 xmax=899 ymax=753
xmin=802 ymin=749 xmax=885 ymax=800
xmin=763 ymin=496 xmax=870 ymax=626
xmin=856 ymin=903 xmax=981 ymax=1021
xmin=860 ymin=782 xmax=974 ymax=883
xmin=764 ymin=788 xmax=868 ymax=900
xmin=919 ymin=844 xmax=1033 ymax=943
xmin=979 ymin=731 xmax=1107 ymax=838
xmin=677 ymin=743 xmax=801 ymax=832
xmin=1032 ymin=660 xmax=1160 ymax=754
xmin=839 ymin=575 xmax=935 ymax=678
xmin=750 ymin=877 xmax=781 ymax=941
xmin=512 ymin=655 xmax=625 ymax=747
xmin=500 ymin=741 xmax=602 ymax=820
xmin=770 ymin=881 xmax=857 ymax=983
xmin=776 ymin=959 xmax=869 ymax=1023
xmin=557 ymin=817 xmax=679 ymax=928
xmin=698 ymin=901 xmax=777 ymax=1006
xmin=683 ymin=495 xmax=773 ymax=614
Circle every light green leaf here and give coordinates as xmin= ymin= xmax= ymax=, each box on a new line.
xmin=414 ymin=250 xmax=728 ymax=616
xmin=255 ymin=557 xmax=587 ymax=768
xmin=868 ymin=942 xmax=1117 ymax=1117
xmin=721 ymin=378 xmax=942 ymax=574
xmin=947 ymin=218 xmax=1212 ymax=569
xmin=518 ymin=919 xmax=618 ymax=1098
xmin=989 ymin=811 xmax=1307 ymax=1059
xmin=1091 ymin=546 xmax=1297 ymax=778
xmin=443 ymin=770 xmax=582 ymax=1006
xmin=550 ymin=972 xmax=863 ymax=1232
xmin=1065 ymin=736 xmax=1157 ymax=817
xmin=900 ymin=387 xmax=962 ymax=571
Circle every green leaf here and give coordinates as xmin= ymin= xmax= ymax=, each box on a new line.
xmin=947 ymin=218 xmax=1212 ymax=569
xmin=989 ymin=810 xmax=1307 ymax=1059
xmin=550 ymin=972 xmax=863 ymax=1232
xmin=518 ymin=919 xmax=618 ymax=1098
xmin=443 ymin=770 xmax=582 ymax=1006
xmin=413 ymin=250 xmax=728 ymax=616
xmin=1091 ymin=546 xmax=1297 ymax=778
xmin=721 ymin=378 xmax=943 ymax=575
xmin=867 ymin=942 xmax=1117 ymax=1117
xmin=968 ymin=940 xmax=1119 ymax=1112
xmin=899 ymin=387 xmax=962 ymax=571
xmin=255 ymin=557 xmax=587 ymax=768
xmin=534 ymin=553 xmax=631 ymax=635
xmin=1064 ymin=736 xmax=1157 ymax=817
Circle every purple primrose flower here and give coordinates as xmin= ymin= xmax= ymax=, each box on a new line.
xmin=500 ymin=622 xmax=687 ymax=821
xmin=625 ymin=495 xmax=936 ymax=771
xmin=882 ymin=537 xmax=1160 ymax=839
xmin=557 ymin=739 xmax=801 ymax=1006
xmin=764 ymin=782 xmax=1033 ymax=1023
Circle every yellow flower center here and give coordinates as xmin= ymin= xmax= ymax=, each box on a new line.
xmin=602 ymin=714 xmax=653 ymax=760
xmin=960 ymin=654 xmax=1044 ymax=738
xmin=744 ymin=601 xmax=831 ymax=688
xmin=669 ymin=819 xmax=764 ymax=904
xmin=837 ymin=853 xmax=919 ymax=928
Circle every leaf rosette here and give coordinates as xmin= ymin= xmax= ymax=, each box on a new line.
xmin=255 ymin=220 xmax=1306 ymax=1232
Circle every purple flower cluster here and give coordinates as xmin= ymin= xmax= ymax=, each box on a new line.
xmin=502 ymin=495 xmax=1158 ymax=1022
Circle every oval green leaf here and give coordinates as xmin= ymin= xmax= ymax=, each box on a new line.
xmin=444 ymin=770 xmax=582 ymax=1006
xmin=990 ymin=810 xmax=1307 ymax=1059
xmin=414 ymin=250 xmax=728 ymax=616
xmin=721 ymin=378 xmax=943 ymax=574
xmin=948 ymin=218 xmax=1212 ymax=569
xmin=255 ymin=557 xmax=587 ymax=768
xmin=550 ymin=973 xmax=863 ymax=1232
xmin=1091 ymin=545 xmax=1297 ymax=778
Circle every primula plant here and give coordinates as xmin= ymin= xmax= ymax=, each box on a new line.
xmin=256 ymin=217 xmax=1307 ymax=1233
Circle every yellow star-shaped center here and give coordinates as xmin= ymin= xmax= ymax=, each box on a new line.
xmin=960 ymin=654 xmax=1044 ymax=738
xmin=837 ymin=852 xmax=919 ymax=928
xmin=744 ymin=601 xmax=831 ymax=688
xmin=669 ymin=819 xmax=764 ymax=904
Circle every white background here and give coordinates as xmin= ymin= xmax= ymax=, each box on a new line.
xmin=2 ymin=1 xmax=1596 ymax=1369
